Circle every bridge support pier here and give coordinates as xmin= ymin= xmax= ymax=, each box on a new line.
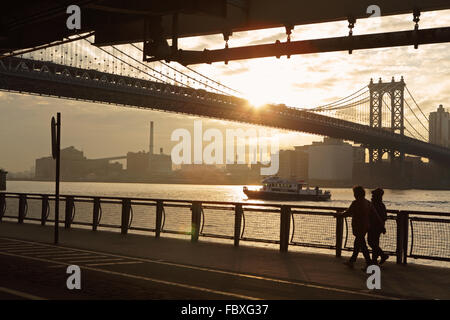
xmin=367 ymin=77 xmax=406 ymax=186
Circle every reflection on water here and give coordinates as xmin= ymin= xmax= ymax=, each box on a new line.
xmin=5 ymin=181 xmax=450 ymax=212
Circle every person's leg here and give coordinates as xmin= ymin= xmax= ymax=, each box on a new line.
xmin=368 ymin=231 xmax=381 ymax=262
xmin=368 ymin=231 xmax=376 ymax=261
xmin=360 ymin=236 xmax=372 ymax=265
xmin=376 ymin=231 xmax=389 ymax=264
xmin=375 ymin=232 xmax=384 ymax=260
xmin=349 ymin=237 xmax=360 ymax=263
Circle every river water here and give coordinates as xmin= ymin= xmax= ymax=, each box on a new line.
xmin=5 ymin=181 xmax=450 ymax=212
xmin=3 ymin=181 xmax=450 ymax=267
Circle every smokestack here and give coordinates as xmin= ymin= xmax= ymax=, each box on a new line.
xmin=149 ymin=121 xmax=154 ymax=155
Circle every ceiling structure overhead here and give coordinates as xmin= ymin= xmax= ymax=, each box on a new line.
xmin=1 ymin=0 xmax=450 ymax=63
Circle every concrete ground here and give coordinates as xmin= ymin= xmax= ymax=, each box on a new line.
xmin=0 ymin=221 xmax=449 ymax=300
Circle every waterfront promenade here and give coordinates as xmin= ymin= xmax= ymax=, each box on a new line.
xmin=0 ymin=221 xmax=449 ymax=300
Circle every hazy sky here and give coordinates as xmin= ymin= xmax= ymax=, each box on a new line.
xmin=1 ymin=10 xmax=449 ymax=172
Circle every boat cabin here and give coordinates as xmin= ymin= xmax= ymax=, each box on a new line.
xmin=261 ymin=177 xmax=308 ymax=193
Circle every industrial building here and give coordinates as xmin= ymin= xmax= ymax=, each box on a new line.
xmin=35 ymin=146 xmax=123 ymax=181
xmin=34 ymin=121 xmax=172 ymax=182
xmin=127 ymin=121 xmax=172 ymax=177
xmin=126 ymin=151 xmax=149 ymax=176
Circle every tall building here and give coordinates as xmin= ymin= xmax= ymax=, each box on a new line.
xmin=276 ymin=140 xmax=362 ymax=184
xmin=308 ymin=138 xmax=354 ymax=184
xmin=278 ymin=150 xmax=296 ymax=179
xmin=277 ymin=147 xmax=308 ymax=180
xmin=293 ymin=146 xmax=309 ymax=180
xmin=429 ymin=105 xmax=450 ymax=148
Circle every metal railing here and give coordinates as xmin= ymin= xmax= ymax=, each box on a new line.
xmin=1 ymin=192 xmax=449 ymax=264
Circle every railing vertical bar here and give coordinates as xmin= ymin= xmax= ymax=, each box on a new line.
xmin=64 ymin=196 xmax=74 ymax=229
xmin=409 ymin=218 xmax=414 ymax=257
xmin=280 ymin=205 xmax=291 ymax=252
xmin=92 ymin=197 xmax=100 ymax=231
xmin=41 ymin=195 xmax=48 ymax=226
xmin=234 ymin=204 xmax=243 ymax=247
xmin=396 ymin=212 xmax=404 ymax=264
xmin=121 ymin=198 xmax=131 ymax=235
xmin=18 ymin=194 xmax=27 ymax=224
xmin=403 ymin=212 xmax=409 ymax=264
xmin=0 ymin=193 xmax=5 ymax=222
xmin=155 ymin=200 xmax=163 ymax=238
xmin=191 ymin=201 xmax=201 ymax=242
xmin=335 ymin=211 xmax=344 ymax=257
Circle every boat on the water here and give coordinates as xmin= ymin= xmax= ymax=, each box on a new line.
xmin=243 ymin=176 xmax=331 ymax=201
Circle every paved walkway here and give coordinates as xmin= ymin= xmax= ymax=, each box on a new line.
xmin=0 ymin=221 xmax=449 ymax=299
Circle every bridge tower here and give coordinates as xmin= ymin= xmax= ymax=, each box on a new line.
xmin=368 ymin=77 xmax=406 ymax=164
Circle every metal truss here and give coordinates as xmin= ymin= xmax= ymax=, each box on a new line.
xmin=368 ymin=78 xmax=406 ymax=164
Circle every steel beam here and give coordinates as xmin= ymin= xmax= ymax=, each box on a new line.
xmin=161 ymin=27 xmax=450 ymax=65
xmin=95 ymin=0 xmax=450 ymax=45
xmin=3 ymin=1 xmax=450 ymax=54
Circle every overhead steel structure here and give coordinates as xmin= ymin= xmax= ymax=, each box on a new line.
xmin=1 ymin=1 xmax=450 ymax=64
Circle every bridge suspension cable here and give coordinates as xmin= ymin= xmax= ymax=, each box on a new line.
xmin=382 ymin=95 xmax=427 ymax=141
xmin=404 ymin=99 xmax=430 ymax=133
xmin=406 ymin=86 xmax=429 ymax=122
xmin=309 ymin=85 xmax=369 ymax=111
xmin=315 ymin=81 xmax=403 ymax=113
xmin=17 ymin=33 xmax=240 ymax=96
xmin=83 ymin=38 xmax=172 ymax=85
xmin=130 ymin=43 xmax=241 ymax=96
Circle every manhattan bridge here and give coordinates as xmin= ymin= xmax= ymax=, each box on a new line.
xmin=1 ymin=1 xmax=450 ymax=168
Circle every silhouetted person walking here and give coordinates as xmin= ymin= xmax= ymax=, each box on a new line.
xmin=369 ymin=188 xmax=389 ymax=265
xmin=342 ymin=186 xmax=372 ymax=270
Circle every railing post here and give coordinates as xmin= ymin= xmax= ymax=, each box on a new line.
xmin=335 ymin=211 xmax=344 ymax=257
xmin=234 ymin=204 xmax=243 ymax=247
xmin=396 ymin=211 xmax=404 ymax=264
xmin=403 ymin=212 xmax=409 ymax=265
xmin=280 ymin=205 xmax=291 ymax=252
xmin=121 ymin=198 xmax=131 ymax=235
xmin=92 ymin=197 xmax=100 ymax=231
xmin=18 ymin=194 xmax=27 ymax=224
xmin=64 ymin=196 xmax=74 ymax=229
xmin=191 ymin=201 xmax=202 ymax=243
xmin=0 ymin=193 xmax=5 ymax=222
xmin=41 ymin=195 xmax=49 ymax=226
xmin=155 ymin=200 xmax=163 ymax=238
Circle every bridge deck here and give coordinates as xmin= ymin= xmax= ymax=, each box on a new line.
xmin=0 ymin=221 xmax=448 ymax=299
